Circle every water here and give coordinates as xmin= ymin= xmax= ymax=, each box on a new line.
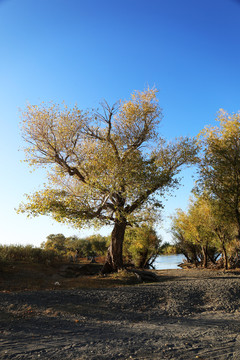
xmin=153 ymin=254 xmax=186 ymax=270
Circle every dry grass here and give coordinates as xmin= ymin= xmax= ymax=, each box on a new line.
xmin=0 ymin=261 xmax=140 ymax=292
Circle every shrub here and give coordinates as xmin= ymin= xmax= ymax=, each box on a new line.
xmin=0 ymin=245 xmax=63 ymax=264
xmin=123 ymin=226 xmax=162 ymax=268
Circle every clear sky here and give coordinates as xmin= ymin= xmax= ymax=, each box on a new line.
xmin=1 ymin=0 xmax=240 ymax=246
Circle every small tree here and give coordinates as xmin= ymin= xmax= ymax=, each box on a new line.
xmin=88 ymin=235 xmax=108 ymax=257
xmin=171 ymin=197 xmax=219 ymax=268
xmin=171 ymin=194 xmax=238 ymax=269
xmin=123 ymin=226 xmax=162 ymax=268
xmin=205 ymin=197 xmax=237 ymax=270
xmin=41 ymin=233 xmax=67 ymax=255
xmin=18 ymin=88 xmax=198 ymax=272
xmin=171 ymin=208 xmax=201 ymax=266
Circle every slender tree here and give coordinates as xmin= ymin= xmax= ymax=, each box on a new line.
xmin=18 ymin=89 xmax=198 ymax=272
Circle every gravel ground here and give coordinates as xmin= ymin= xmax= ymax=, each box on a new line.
xmin=1 ymin=269 xmax=240 ymax=359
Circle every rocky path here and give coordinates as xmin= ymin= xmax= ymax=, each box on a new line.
xmin=1 ymin=269 xmax=240 ymax=359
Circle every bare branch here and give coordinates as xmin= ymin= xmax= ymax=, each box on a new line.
xmin=54 ymin=153 xmax=86 ymax=183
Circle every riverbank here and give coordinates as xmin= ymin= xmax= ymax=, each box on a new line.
xmin=1 ymin=268 xmax=240 ymax=359
xmin=154 ymin=253 xmax=185 ymax=270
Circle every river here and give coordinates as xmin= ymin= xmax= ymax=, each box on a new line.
xmin=153 ymin=254 xmax=185 ymax=270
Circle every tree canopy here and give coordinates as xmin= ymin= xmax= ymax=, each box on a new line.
xmin=18 ymin=88 xmax=198 ymax=272
xmin=196 ymin=110 xmax=240 ymax=238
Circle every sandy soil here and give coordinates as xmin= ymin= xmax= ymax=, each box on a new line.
xmin=1 ymin=268 xmax=240 ymax=359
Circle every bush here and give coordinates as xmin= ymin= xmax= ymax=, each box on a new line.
xmin=41 ymin=233 xmax=108 ymax=258
xmin=123 ymin=226 xmax=162 ymax=268
xmin=0 ymin=245 xmax=63 ymax=264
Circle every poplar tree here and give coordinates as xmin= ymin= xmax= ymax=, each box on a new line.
xmin=18 ymin=89 xmax=197 ymax=272
xmin=197 ymin=110 xmax=240 ymax=239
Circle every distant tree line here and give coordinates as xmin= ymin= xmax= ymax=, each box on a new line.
xmin=41 ymin=225 xmax=163 ymax=269
xmin=0 ymin=226 xmax=170 ymax=268
xmin=41 ymin=233 xmax=108 ymax=258
xmin=0 ymin=244 xmax=63 ymax=264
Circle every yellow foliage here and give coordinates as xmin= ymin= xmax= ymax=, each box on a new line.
xmin=18 ymin=88 xmax=198 ymax=232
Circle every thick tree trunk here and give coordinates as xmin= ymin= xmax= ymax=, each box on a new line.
xmin=101 ymin=218 xmax=127 ymax=273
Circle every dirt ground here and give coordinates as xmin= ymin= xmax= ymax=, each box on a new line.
xmin=1 ymin=264 xmax=240 ymax=359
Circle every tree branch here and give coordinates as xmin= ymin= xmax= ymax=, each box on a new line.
xmin=54 ymin=153 xmax=86 ymax=183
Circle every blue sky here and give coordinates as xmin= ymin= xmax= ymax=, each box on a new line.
xmin=1 ymin=0 xmax=240 ymax=246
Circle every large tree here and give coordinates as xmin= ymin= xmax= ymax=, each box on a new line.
xmin=18 ymin=89 xmax=198 ymax=272
xmin=196 ymin=110 xmax=240 ymax=239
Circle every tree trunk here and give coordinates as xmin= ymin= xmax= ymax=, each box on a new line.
xmin=202 ymin=244 xmax=208 ymax=268
xmin=235 ymin=208 xmax=240 ymax=241
xmin=222 ymin=244 xmax=228 ymax=270
xmin=101 ymin=218 xmax=127 ymax=273
xmin=138 ymin=250 xmax=149 ymax=268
